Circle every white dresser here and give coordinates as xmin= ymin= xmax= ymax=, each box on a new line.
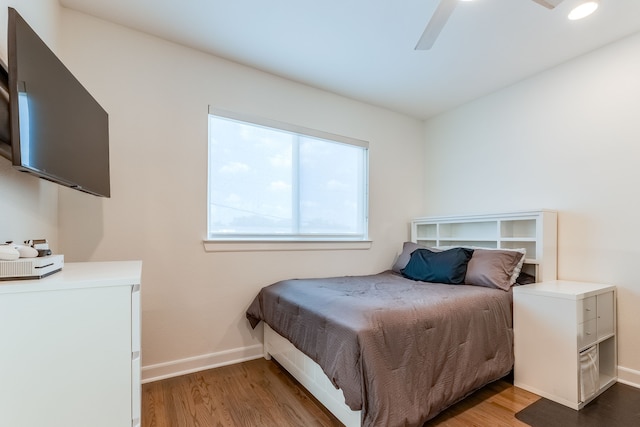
xmin=513 ymin=280 xmax=617 ymax=409
xmin=0 ymin=261 xmax=142 ymax=427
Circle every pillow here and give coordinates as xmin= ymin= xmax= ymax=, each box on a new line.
xmin=464 ymin=248 xmax=526 ymax=291
xmin=391 ymin=242 xmax=441 ymax=273
xmin=402 ymin=247 xmax=474 ymax=284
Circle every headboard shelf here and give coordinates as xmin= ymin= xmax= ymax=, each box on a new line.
xmin=411 ymin=209 xmax=557 ymax=282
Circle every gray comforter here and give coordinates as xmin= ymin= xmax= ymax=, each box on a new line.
xmin=246 ymin=271 xmax=514 ymax=427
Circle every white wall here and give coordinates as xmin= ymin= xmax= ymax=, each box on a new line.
xmin=57 ymin=9 xmax=425 ymax=380
xmin=423 ymin=31 xmax=640 ymax=386
xmin=0 ymin=0 xmax=60 ymax=247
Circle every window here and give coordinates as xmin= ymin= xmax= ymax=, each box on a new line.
xmin=207 ymin=108 xmax=369 ymax=242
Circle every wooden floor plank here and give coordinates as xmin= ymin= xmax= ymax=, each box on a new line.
xmin=426 ymin=378 xmax=539 ymax=426
xmin=142 ymin=358 xmax=539 ymax=427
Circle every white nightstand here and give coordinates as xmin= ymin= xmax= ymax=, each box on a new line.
xmin=513 ymin=280 xmax=617 ymax=409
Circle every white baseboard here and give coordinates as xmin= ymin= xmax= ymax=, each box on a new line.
xmin=618 ymin=365 xmax=640 ymax=389
xmin=141 ymin=344 xmax=264 ymax=383
xmin=141 ymin=348 xmax=640 ymax=392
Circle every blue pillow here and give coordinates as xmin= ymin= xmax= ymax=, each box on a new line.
xmin=402 ymin=247 xmax=474 ymax=284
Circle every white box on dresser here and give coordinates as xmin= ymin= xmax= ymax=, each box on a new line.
xmin=513 ymin=280 xmax=617 ymax=410
xmin=0 ymin=261 xmax=142 ymax=427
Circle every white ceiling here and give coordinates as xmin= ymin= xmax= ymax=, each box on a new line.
xmin=59 ymin=0 xmax=640 ymax=120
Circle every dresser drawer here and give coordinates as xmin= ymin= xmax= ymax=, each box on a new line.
xmin=578 ymin=318 xmax=597 ymax=349
xmin=578 ymin=296 xmax=596 ymax=323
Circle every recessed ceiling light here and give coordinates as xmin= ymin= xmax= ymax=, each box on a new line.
xmin=568 ymin=1 xmax=599 ymax=20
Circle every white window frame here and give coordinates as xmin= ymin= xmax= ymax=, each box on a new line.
xmin=204 ymin=107 xmax=371 ymax=252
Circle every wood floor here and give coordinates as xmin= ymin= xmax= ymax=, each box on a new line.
xmin=142 ymin=358 xmax=540 ymax=427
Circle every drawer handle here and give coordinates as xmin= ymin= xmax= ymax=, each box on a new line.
xmin=585 ymin=308 xmax=591 ymax=311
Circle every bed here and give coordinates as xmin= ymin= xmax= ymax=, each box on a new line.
xmin=246 ymin=210 xmax=557 ymax=427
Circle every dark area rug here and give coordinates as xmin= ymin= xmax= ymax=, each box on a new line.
xmin=515 ymin=383 xmax=640 ymax=427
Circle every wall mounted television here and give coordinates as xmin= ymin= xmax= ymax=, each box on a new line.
xmin=0 ymin=7 xmax=110 ymax=197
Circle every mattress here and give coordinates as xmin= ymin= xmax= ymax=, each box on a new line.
xmin=246 ymin=271 xmax=514 ymax=427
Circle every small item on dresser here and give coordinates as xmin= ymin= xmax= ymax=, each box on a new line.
xmin=14 ymin=244 xmax=39 ymax=258
xmin=0 ymin=254 xmax=64 ymax=280
xmin=0 ymin=245 xmax=20 ymax=261
xmin=24 ymin=239 xmax=49 ymax=250
xmin=3 ymin=241 xmax=40 ymax=259
xmin=23 ymin=239 xmax=51 ymax=257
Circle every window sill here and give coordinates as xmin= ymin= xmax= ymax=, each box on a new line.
xmin=203 ymin=239 xmax=372 ymax=252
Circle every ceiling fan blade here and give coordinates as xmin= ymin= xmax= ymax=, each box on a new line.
xmin=531 ymin=0 xmax=566 ymax=9
xmin=415 ymin=0 xmax=458 ymax=51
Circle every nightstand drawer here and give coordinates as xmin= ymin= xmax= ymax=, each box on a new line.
xmin=578 ymin=296 xmax=596 ymax=323
xmin=597 ymin=291 xmax=614 ymax=339
xmin=579 ymin=318 xmax=597 ymax=349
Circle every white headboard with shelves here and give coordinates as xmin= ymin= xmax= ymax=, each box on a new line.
xmin=411 ymin=209 xmax=557 ymax=282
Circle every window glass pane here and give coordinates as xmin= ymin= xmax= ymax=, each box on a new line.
xmin=209 ymin=116 xmax=293 ymax=234
xmin=208 ymin=111 xmax=368 ymax=240
xmin=299 ymin=136 xmax=364 ymax=235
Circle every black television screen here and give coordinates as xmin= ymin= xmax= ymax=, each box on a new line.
xmin=6 ymin=7 xmax=110 ymax=197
